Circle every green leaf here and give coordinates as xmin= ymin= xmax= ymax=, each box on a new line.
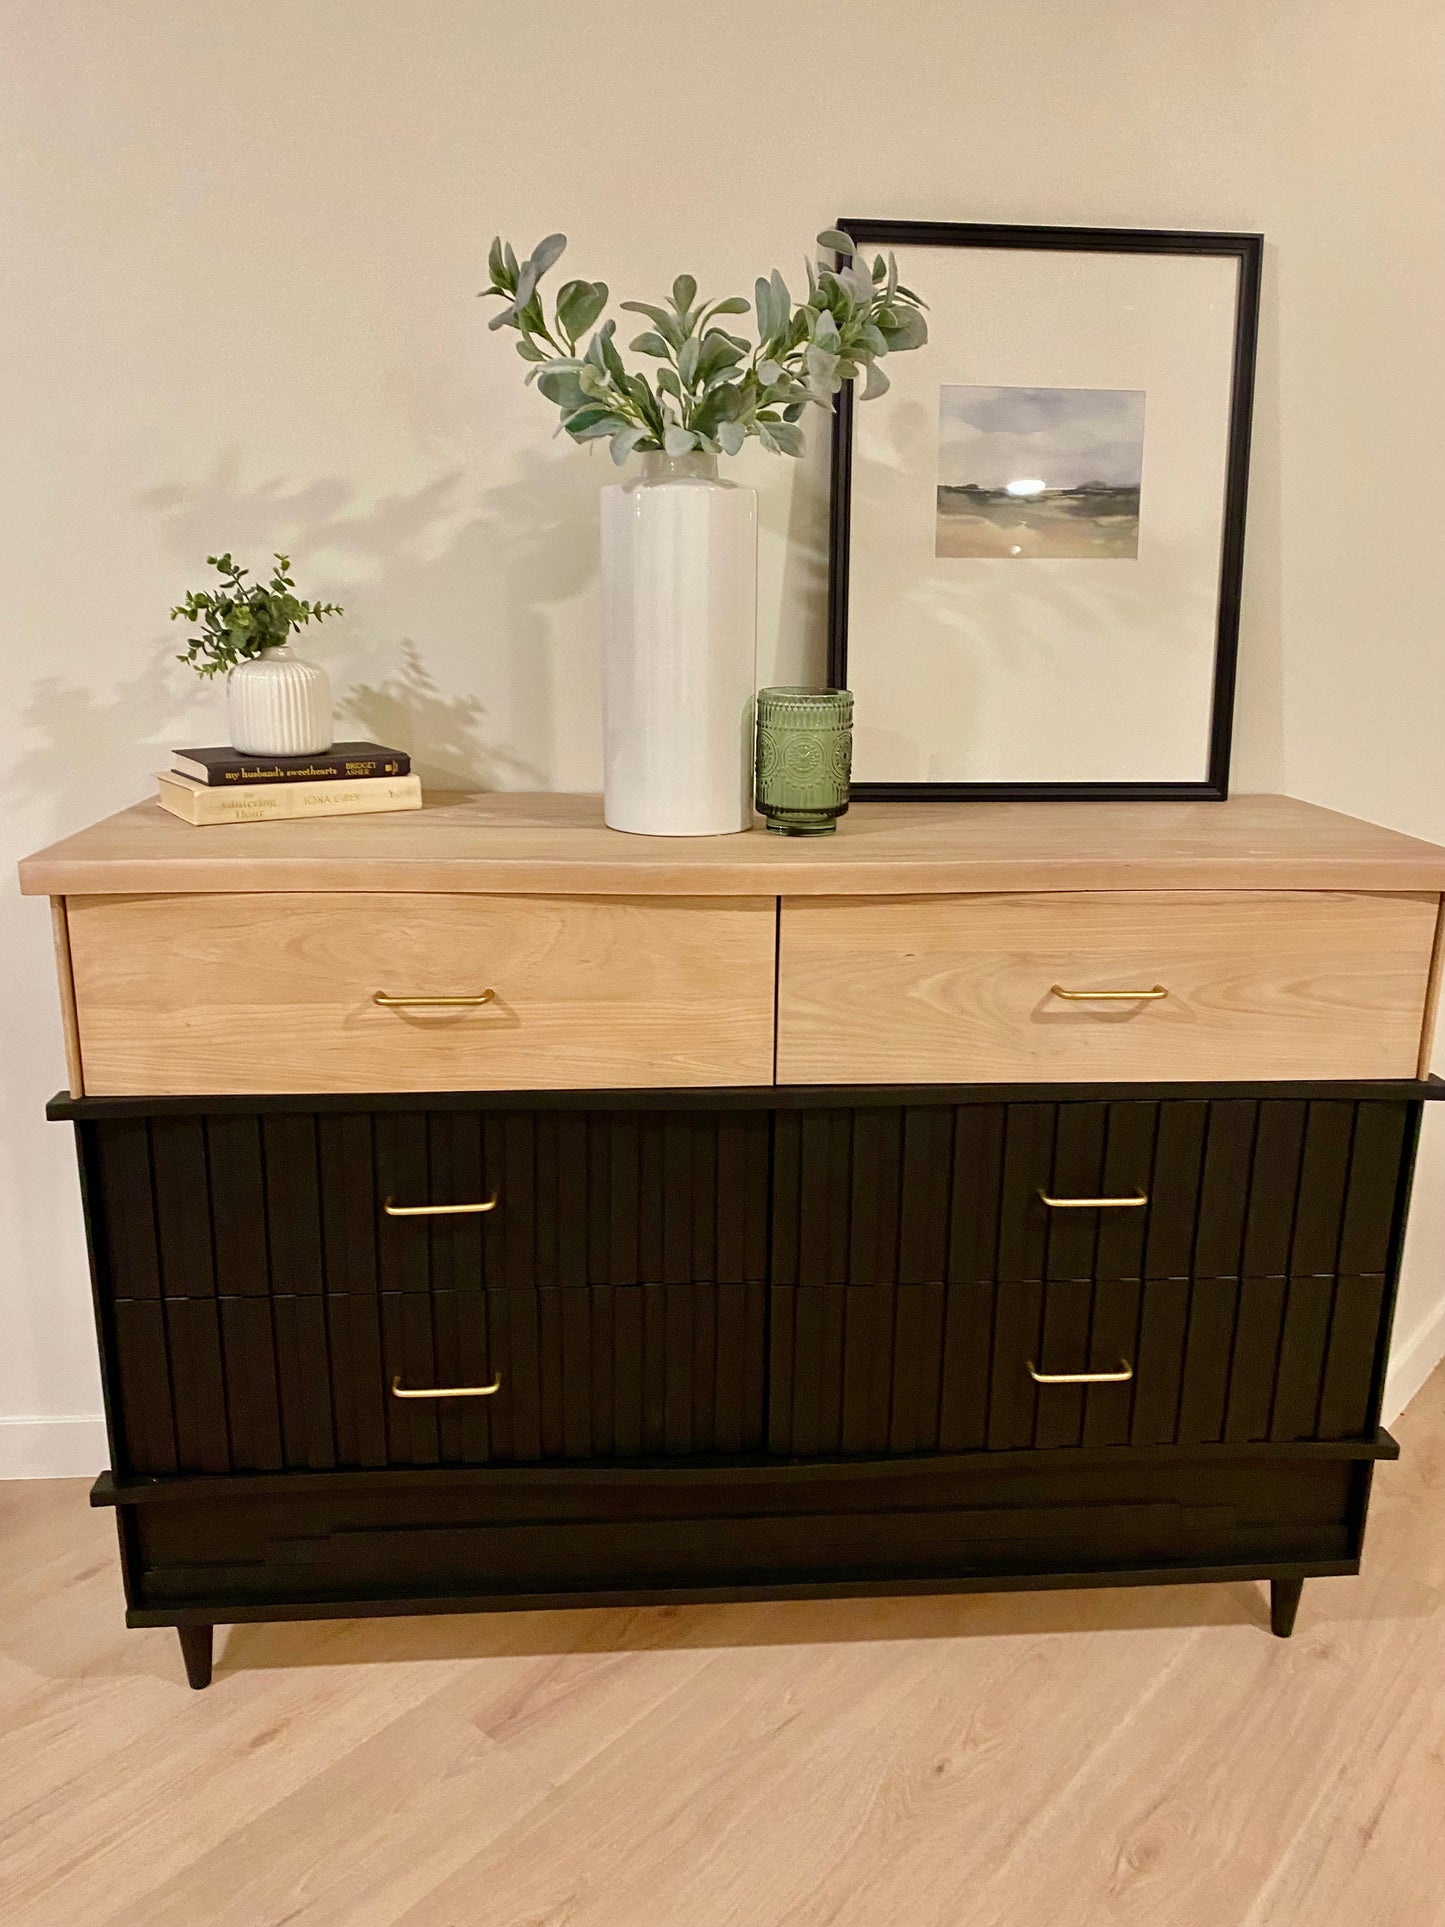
xmin=537 ymin=367 xmax=590 ymax=412
xmin=769 ymin=269 xmax=790 ymax=329
xmin=757 ymin=358 xmax=784 ymax=387
xmin=691 ymin=380 xmax=742 ymax=432
xmin=677 ymin=336 xmax=701 ymax=387
xmin=754 ymin=276 xmax=775 ymax=342
xmin=515 ymin=338 xmax=548 ymax=362
xmin=657 ymin=366 xmax=683 ymax=399
xmin=487 ymin=235 xmax=505 ymax=285
xmin=663 ymin=425 xmax=698 ymax=456
xmin=578 ymin=362 xmax=609 ymax=397
xmin=528 ymin=232 xmax=567 ymax=277
xmin=620 ymin=300 xmax=684 ymax=351
xmin=717 ymin=420 xmax=747 ymax=456
xmin=488 ymin=258 xmax=537 ymax=329
xmin=672 ymin=274 xmax=697 ymax=313
xmin=766 ymin=420 xmax=805 ymax=456
xmin=882 ymin=306 xmax=927 ymax=351
xmin=629 ymin=331 xmax=672 ymax=357
xmin=610 ymin=423 xmax=651 ymax=465
xmin=565 ymin=408 xmax=630 ymax=442
xmin=708 ymin=295 xmax=751 ymax=316
xmin=597 ymin=319 xmax=627 ymax=386
xmin=861 ymin=361 xmax=890 ymax=399
xmin=696 ymin=333 xmax=745 ymax=382
xmin=816 ymin=227 xmax=855 ymax=256
xmin=563 ymin=279 xmax=609 ymax=339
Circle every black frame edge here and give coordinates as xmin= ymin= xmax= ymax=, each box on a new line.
xmin=827 ymin=218 xmax=1265 ymax=803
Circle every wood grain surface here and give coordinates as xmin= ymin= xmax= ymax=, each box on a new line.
xmin=1 ymin=1368 xmax=1442 ymax=1926
xmin=66 ymin=892 xmax=776 ymax=1095
xmin=20 ymin=791 xmax=1445 ymax=898
xmin=778 ymin=890 xmax=1440 ymax=1084
xmin=48 ymin=898 xmax=83 ymax=1098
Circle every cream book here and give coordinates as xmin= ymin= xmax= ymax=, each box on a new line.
xmin=155 ymin=769 xmax=422 ymax=825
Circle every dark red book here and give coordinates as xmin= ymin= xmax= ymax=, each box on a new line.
xmin=169 ymin=741 xmax=410 ymax=787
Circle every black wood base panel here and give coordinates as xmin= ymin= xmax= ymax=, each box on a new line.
xmin=98 ymin=1446 xmax=1368 ymax=1686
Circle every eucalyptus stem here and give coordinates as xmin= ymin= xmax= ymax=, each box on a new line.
xmin=481 ymin=228 xmax=927 ymax=465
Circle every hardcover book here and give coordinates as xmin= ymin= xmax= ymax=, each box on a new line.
xmin=169 ymin=741 xmax=410 ymax=786
xmin=155 ymin=770 xmax=422 ymax=826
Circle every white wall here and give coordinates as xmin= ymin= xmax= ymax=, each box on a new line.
xmin=2 ymin=0 xmax=1441 ymax=1470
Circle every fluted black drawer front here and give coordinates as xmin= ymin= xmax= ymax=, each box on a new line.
xmin=112 ymin=1283 xmax=767 ymax=1477
xmin=87 ymin=1105 xmax=770 ymax=1300
xmin=771 ymin=1097 xmax=1411 ymax=1287
xmin=767 ymin=1269 xmax=1390 ymax=1459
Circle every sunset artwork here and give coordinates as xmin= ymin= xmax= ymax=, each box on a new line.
xmin=935 ymin=384 xmax=1145 ymax=559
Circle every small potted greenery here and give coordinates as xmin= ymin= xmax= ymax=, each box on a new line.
xmin=172 ymin=552 xmax=343 ymax=754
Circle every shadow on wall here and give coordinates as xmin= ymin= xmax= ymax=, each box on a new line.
xmin=8 ymin=445 xmax=607 ymax=821
xmin=136 ymin=447 xmax=609 ymax=790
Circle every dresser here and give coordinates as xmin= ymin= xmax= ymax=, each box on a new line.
xmin=20 ymin=791 xmax=1445 ymax=1688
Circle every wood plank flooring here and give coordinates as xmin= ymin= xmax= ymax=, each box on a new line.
xmin=2 ymin=1369 xmax=1443 ymax=1926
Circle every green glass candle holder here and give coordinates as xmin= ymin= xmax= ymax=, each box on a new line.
xmin=754 ymin=686 xmax=854 ymax=835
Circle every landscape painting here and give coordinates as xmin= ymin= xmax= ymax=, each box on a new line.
xmin=936 ymin=385 xmax=1145 ymax=559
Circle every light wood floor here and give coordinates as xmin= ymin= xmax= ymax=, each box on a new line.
xmin=3 ymin=1375 xmax=1444 ymax=1927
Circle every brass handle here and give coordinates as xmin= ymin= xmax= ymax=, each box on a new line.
xmin=373 ymin=990 xmax=496 ymax=1008
xmin=1038 ymin=1189 xmax=1148 ymax=1210
xmin=1050 ymin=984 xmax=1168 ymax=1001
xmin=1028 ymin=1360 xmax=1134 ymax=1386
xmin=391 ymin=1374 xmax=502 ymax=1399
xmin=383 ymin=1196 xmax=498 ymax=1218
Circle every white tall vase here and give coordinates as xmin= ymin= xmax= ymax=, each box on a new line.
xmin=226 ymin=645 xmax=333 ymax=755
xmin=600 ymin=450 xmax=757 ymax=836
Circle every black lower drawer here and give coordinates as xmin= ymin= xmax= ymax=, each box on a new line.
xmin=115 ymin=1450 xmax=1368 ymax=1616
xmin=112 ymin=1282 xmax=767 ymax=1475
xmin=767 ymin=1272 xmax=1389 ymax=1459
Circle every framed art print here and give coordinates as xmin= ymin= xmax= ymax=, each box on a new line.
xmin=827 ymin=221 xmax=1262 ymax=799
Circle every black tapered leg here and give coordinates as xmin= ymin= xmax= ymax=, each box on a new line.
xmin=177 ymin=1623 xmax=214 ymax=1689
xmin=1270 ymin=1577 xmax=1304 ymax=1638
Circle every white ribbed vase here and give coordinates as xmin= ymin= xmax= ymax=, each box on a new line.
xmin=600 ymin=450 xmax=757 ymax=837
xmin=226 ymin=646 xmax=333 ymax=755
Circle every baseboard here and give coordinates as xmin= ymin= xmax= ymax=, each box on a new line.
xmin=0 ymin=1414 xmax=107 ymax=1480
xmin=1383 ymin=1295 xmax=1445 ymax=1427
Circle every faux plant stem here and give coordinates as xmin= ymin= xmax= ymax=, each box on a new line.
xmin=481 ymin=228 xmax=928 ymax=465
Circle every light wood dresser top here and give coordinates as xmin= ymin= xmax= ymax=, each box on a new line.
xmin=18 ymin=791 xmax=1445 ymax=897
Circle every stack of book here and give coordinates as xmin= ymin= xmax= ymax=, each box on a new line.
xmin=156 ymin=742 xmax=420 ymax=825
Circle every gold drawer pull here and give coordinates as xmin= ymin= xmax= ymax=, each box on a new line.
xmin=383 ymin=1196 xmax=498 ymax=1218
xmin=1028 ymin=1360 xmax=1134 ymax=1386
xmin=1050 ymin=984 xmax=1168 ymax=1001
xmin=391 ymin=1373 xmax=502 ymax=1400
xmin=1038 ymin=1189 xmax=1148 ymax=1210
xmin=373 ymin=989 xmax=496 ymax=1008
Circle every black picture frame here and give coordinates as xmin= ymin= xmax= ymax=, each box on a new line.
xmin=827 ymin=220 xmax=1263 ymax=802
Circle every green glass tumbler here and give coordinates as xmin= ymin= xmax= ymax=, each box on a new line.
xmin=754 ymin=686 xmax=854 ymax=835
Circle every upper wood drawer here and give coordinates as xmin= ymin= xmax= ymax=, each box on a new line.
xmin=777 ymin=891 xmax=1440 ymax=1085
xmin=67 ymin=893 xmax=776 ymax=1095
